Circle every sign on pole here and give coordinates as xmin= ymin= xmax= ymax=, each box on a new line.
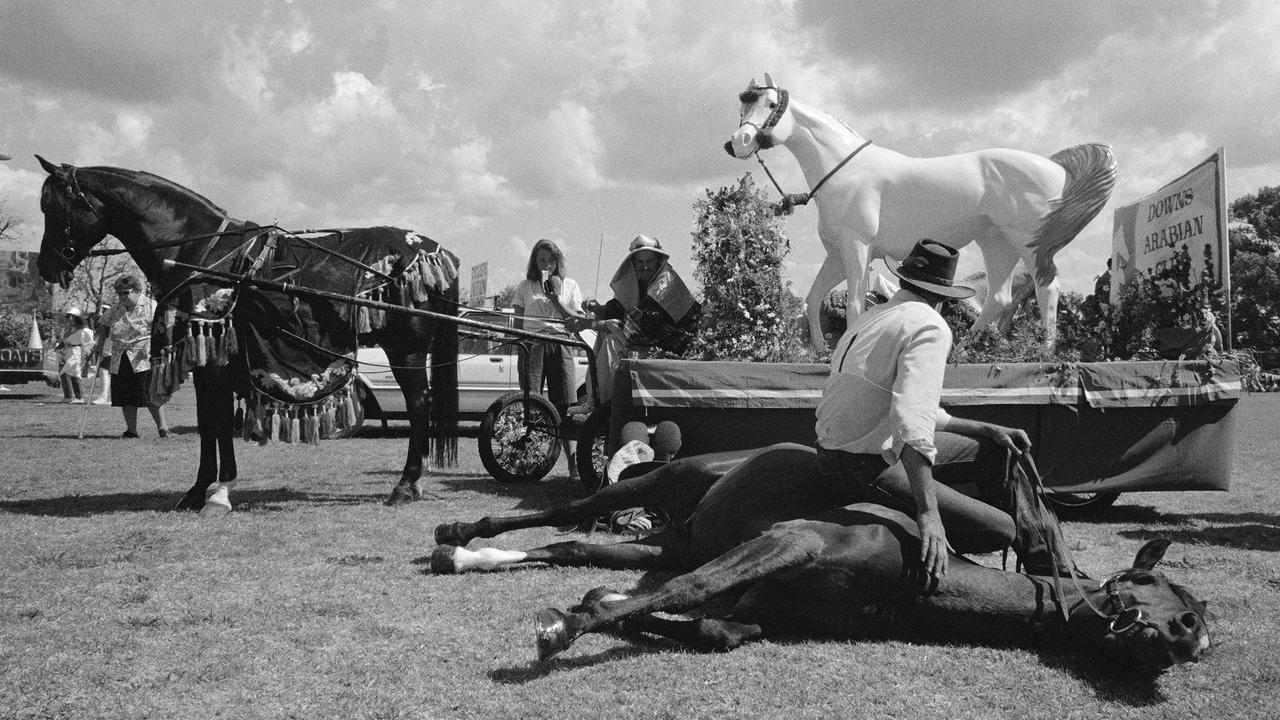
xmin=1110 ymin=148 xmax=1230 ymax=343
xmin=470 ymin=262 xmax=488 ymax=306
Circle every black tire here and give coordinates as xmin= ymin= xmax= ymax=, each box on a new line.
xmin=479 ymin=391 xmax=562 ymax=483
xmin=575 ymin=403 xmax=613 ymax=493
xmin=1046 ymin=490 xmax=1121 ymax=518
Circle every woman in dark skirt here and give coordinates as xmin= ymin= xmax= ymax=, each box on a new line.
xmin=93 ymin=275 xmax=168 ymax=438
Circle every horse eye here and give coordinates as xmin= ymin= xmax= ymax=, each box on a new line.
xmin=1130 ymin=574 xmax=1154 ymax=585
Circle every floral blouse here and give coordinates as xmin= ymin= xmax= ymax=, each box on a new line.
xmin=104 ymin=296 xmax=156 ymax=374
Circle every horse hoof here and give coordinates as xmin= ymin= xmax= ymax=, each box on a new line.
xmin=434 ymin=522 xmax=469 ymax=546
xmin=385 ymin=485 xmax=416 ymax=506
xmin=534 ymin=608 xmax=576 ymax=662
xmin=573 ymin=586 xmax=627 ymax=612
xmin=430 ymin=545 xmax=459 ymax=574
xmin=198 ymin=500 xmax=231 ymax=518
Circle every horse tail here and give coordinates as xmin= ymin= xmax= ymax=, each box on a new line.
xmin=429 ymin=252 xmax=461 ymax=467
xmin=1030 ymin=143 xmax=1117 ymax=285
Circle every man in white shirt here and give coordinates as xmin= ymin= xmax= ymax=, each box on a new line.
xmin=816 ymin=240 xmax=1070 ymax=582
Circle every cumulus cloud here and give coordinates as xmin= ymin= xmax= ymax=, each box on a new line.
xmin=0 ymin=0 xmax=1276 ymax=293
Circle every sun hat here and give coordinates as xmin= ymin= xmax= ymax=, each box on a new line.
xmin=889 ymin=240 xmax=975 ymax=300
xmin=622 ymin=235 xmax=669 ymax=264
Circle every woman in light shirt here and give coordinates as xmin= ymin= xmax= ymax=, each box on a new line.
xmin=512 ymin=239 xmax=585 ymax=478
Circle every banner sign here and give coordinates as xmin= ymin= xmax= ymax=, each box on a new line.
xmin=1110 ymin=148 xmax=1229 ymax=307
xmin=469 ymin=262 xmax=487 ymax=305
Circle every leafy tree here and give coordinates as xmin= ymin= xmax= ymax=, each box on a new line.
xmin=1225 ymin=220 xmax=1280 ymax=352
xmin=689 ymin=174 xmax=810 ymax=362
xmin=1230 ymin=186 xmax=1280 ymax=249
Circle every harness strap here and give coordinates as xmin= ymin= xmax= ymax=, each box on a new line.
xmin=757 ymin=139 xmax=874 ymax=214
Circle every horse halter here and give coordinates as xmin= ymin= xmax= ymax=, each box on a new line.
xmin=1104 ymin=575 xmax=1162 ymax=637
xmin=52 ymin=166 xmax=105 ymax=264
xmin=738 ymin=82 xmax=790 ymax=145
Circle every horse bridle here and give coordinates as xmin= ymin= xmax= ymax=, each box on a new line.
xmin=739 ymin=82 xmax=872 ymax=214
xmin=52 ymin=166 xmax=105 ymax=264
xmin=737 ymin=82 xmax=790 ymax=144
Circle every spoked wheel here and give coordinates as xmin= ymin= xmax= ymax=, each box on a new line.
xmin=1045 ymin=491 xmax=1121 ymax=518
xmin=478 ymin=391 xmax=562 ymax=483
xmin=575 ymin=403 xmax=612 ymax=493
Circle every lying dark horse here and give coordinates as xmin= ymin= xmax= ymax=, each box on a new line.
xmin=432 ymin=444 xmax=1209 ymax=673
xmin=35 ymin=157 xmax=459 ymax=509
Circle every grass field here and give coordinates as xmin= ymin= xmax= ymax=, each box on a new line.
xmin=2 ymin=381 xmax=1278 ymax=719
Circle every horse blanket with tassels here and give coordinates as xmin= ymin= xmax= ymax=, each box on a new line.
xmin=148 ymin=226 xmax=459 ymax=445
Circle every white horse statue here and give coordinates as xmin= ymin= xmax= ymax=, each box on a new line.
xmin=725 ymin=73 xmax=1116 ymax=351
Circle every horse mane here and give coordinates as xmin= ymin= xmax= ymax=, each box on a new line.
xmin=85 ymin=165 xmax=229 ymax=219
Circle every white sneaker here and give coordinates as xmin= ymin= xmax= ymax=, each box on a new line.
xmin=91 ymin=397 xmax=110 ymax=406
xmin=69 ymin=398 xmax=85 ymax=404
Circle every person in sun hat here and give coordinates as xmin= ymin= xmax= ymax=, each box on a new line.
xmin=57 ymin=307 xmax=94 ymax=403
xmin=815 ymin=239 xmax=1077 ymax=582
xmin=563 ymin=235 xmax=700 ymax=416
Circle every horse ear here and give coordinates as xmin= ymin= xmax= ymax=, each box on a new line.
xmin=764 ymin=72 xmax=775 ymax=88
xmin=1133 ymin=538 xmax=1172 ymax=570
xmin=749 ymin=78 xmax=758 ymax=89
xmin=35 ymin=155 xmax=63 ymax=177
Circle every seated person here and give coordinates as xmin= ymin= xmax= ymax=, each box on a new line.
xmin=564 ymin=235 xmax=700 ymax=415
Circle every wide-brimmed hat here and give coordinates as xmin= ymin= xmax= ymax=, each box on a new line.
xmin=889 ymin=240 xmax=975 ymax=299
xmin=622 ymin=235 xmax=669 ymax=264
xmin=64 ymin=307 xmax=84 ymax=318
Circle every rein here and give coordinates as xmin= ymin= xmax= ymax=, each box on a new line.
xmin=1015 ymin=452 xmax=1147 ymax=630
xmin=755 ymin=138 xmax=873 ymax=214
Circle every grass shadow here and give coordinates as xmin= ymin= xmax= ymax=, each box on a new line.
xmin=0 ymin=487 xmax=378 ymax=517
xmin=1118 ymin=525 xmax=1280 ymax=552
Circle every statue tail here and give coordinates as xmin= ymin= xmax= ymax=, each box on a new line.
xmin=1029 ymin=143 xmax=1117 ymax=286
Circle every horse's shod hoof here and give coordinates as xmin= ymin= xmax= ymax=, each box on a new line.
xmin=574 ymin=586 xmax=626 ymax=613
xmin=434 ymin=522 xmax=469 ymax=546
xmin=430 ymin=545 xmax=459 ymax=574
xmin=385 ymin=485 xmax=417 ymax=506
xmin=534 ymin=608 xmax=576 ymax=662
xmin=198 ymin=500 xmax=231 ymax=518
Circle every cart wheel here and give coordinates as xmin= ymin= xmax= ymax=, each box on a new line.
xmin=575 ymin=403 xmax=612 ymax=492
xmin=1046 ymin=491 xmax=1121 ymax=518
xmin=479 ymin=391 xmax=562 ymax=483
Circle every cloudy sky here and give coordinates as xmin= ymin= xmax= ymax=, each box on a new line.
xmin=2 ymin=0 xmax=1278 ymax=301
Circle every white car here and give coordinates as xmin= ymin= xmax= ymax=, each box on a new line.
xmin=352 ymin=308 xmax=592 ymax=427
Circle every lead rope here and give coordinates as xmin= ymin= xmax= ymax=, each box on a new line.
xmin=754 ymin=138 xmax=873 ymax=214
xmin=1013 ymin=452 xmax=1113 ymax=621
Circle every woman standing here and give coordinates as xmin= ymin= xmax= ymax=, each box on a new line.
xmin=512 ymin=239 xmax=585 ymax=478
xmin=93 ymin=275 xmax=168 ymax=438
xmin=57 ymin=307 xmax=93 ymax=404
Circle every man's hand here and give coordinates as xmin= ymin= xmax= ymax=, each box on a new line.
xmin=916 ymin=508 xmax=950 ymax=580
xmin=986 ymin=423 xmax=1031 ymax=455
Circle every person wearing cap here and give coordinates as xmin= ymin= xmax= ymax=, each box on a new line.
xmin=57 ymin=307 xmax=94 ymax=403
xmin=512 ymin=239 xmax=587 ymax=478
xmin=563 ymin=235 xmax=700 ymax=415
xmin=815 ymin=239 xmax=1074 ymax=582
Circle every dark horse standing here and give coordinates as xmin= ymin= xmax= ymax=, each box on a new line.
xmin=35 ymin=157 xmax=459 ymax=509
